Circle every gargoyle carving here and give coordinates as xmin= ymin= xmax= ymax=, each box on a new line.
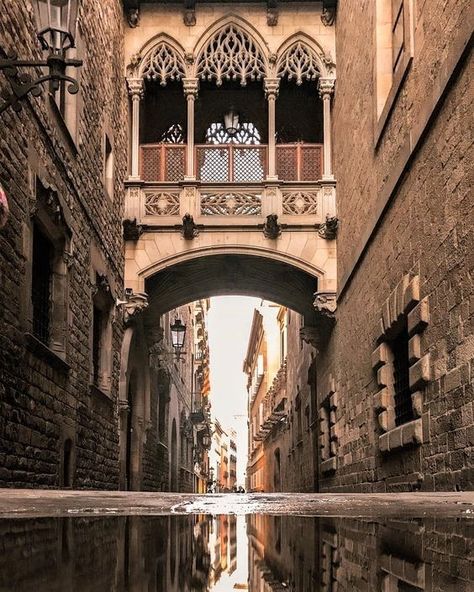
xmin=263 ymin=214 xmax=282 ymax=239
xmin=123 ymin=218 xmax=143 ymax=241
xmin=318 ymin=215 xmax=339 ymax=240
xmin=181 ymin=213 xmax=199 ymax=239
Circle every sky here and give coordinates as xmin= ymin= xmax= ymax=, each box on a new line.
xmin=207 ymin=296 xmax=261 ymax=486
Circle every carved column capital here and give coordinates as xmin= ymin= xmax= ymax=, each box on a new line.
xmin=318 ymin=77 xmax=335 ymax=99
xmin=127 ymin=77 xmax=144 ymax=100
xmin=264 ymin=78 xmax=280 ymax=99
xmin=183 ymin=78 xmax=199 ymax=99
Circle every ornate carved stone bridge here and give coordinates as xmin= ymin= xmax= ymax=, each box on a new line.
xmin=123 ymin=13 xmax=337 ymax=340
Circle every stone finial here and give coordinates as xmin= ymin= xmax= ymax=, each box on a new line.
xmin=318 ymin=214 xmax=338 ymax=239
xmin=263 ymin=214 xmax=282 ymax=239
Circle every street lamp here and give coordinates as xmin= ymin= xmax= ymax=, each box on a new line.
xmin=170 ymin=317 xmax=186 ymax=356
xmin=0 ymin=0 xmax=82 ymax=116
xmin=224 ymin=108 xmax=240 ymax=136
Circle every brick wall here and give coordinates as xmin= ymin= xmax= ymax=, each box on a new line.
xmin=318 ymin=0 xmax=473 ymax=491
xmin=0 ymin=0 xmax=127 ymax=488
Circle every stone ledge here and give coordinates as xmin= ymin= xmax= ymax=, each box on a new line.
xmin=381 ymin=553 xmax=425 ymax=588
xmin=321 ymin=456 xmax=337 ymax=473
xmin=379 ymin=419 xmax=423 ymax=453
xmin=24 ymin=333 xmax=70 ymax=375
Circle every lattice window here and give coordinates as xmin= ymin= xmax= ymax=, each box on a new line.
xmin=205 ymin=122 xmax=261 ymax=145
xmin=276 ymin=146 xmax=298 ymax=181
xmin=196 ymin=147 xmax=229 ymax=182
xmin=200 ymin=191 xmax=262 ymax=216
xmin=276 ymin=144 xmax=322 ymax=181
xmin=196 ymin=145 xmax=266 ymax=182
xmin=277 ymin=41 xmax=322 ymax=85
xmin=141 ymin=42 xmax=186 ymax=86
xmin=160 ymin=123 xmax=184 ymax=144
xmin=165 ymin=148 xmax=186 ymax=182
xmin=32 ymin=225 xmax=53 ymax=344
xmin=140 ymin=145 xmax=185 ymax=182
xmin=145 ymin=192 xmax=180 ymax=216
xmin=282 ymin=191 xmax=319 ymax=215
xmin=197 ymin=24 xmax=266 ymax=86
xmin=234 ymin=147 xmax=265 ymax=182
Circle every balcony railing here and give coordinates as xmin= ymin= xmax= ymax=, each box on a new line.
xmin=139 ymin=143 xmax=323 ymax=183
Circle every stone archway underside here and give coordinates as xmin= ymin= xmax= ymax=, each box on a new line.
xmin=145 ymin=254 xmax=319 ymax=324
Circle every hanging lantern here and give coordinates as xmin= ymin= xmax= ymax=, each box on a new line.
xmin=224 ymin=109 xmax=240 ymax=136
xmin=170 ymin=317 xmax=186 ymax=351
xmin=35 ymin=0 xmax=79 ymax=53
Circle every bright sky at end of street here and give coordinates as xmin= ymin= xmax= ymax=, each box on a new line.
xmin=207 ymin=296 xmax=261 ymax=486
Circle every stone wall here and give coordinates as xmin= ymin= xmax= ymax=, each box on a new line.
xmin=0 ymin=0 xmax=127 ymax=488
xmin=318 ymin=0 xmax=473 ymax=491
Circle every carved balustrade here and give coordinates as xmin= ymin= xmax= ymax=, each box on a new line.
xmin=125 ymin=180 xmax=335 ymax=228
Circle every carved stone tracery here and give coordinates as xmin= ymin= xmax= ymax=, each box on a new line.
xmin=196 ymin=24 xmax=267 ymax=86
xmin=277 ymin=41 xmax=322 ymax=85
xmin=282 ymin=190 xmax=319 ymax=215
xmin=145 ymin=191 xmax=181 ymax=216
xmin=201 ymin=191 xmax=262 ymax=216
xmin=141 ymin=42 xmax=186 ymax=86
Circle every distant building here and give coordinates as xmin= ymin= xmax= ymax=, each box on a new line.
xmin=209 ymin=419 xmax=239 ymax=492
xmin=244 ymin=302 xmax=316 ymax=492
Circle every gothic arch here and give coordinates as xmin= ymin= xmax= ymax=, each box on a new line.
xmin=193 ymin=15 xmax=270 ymax=85
xmin=128 ymin=34 xmax=188 ymax=85
xmin=275 ymin=33 xmax=336 ymax=83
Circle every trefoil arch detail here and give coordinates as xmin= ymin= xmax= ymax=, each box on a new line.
xmin=276 ymin=35 xmax=336 ymax=84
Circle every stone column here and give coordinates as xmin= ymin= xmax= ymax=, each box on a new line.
xmin=318 ymin=78 xmax=335 ymax=180
xmin=127 ymin=77 xmax=144 ymax=180
xmin=183 ymin=78 xmax=199 ymax=180
xmin=264 ymin=78 xmax=280 ymax=181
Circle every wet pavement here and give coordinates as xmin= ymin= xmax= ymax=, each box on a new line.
xmin=0 ymin=491 xmax=473 ymax=591
xmin=0 ymin=490 xmax=473 ymax=517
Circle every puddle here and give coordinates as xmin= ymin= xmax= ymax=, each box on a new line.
xmin=0 ymin=514 xmax=472 ymax=591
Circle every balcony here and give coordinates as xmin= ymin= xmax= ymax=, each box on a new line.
xmin=125 ymin=142 xmax=335 ymax=228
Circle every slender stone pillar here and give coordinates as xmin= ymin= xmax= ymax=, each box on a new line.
xmin=127 ymin=77 xmax=144 ymax=180
xmin=264 ymin=78 xmax=280 ymax=181
xmin=318 ymin=78 xmax=336 ymax=180
xmin=183 ymin=78 xmax=199 ymax=180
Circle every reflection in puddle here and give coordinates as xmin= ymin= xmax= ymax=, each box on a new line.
xmin=0 ymin=515 xmax=472 ymax=591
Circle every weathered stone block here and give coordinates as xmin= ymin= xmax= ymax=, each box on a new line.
xmin=403 ymin=275 xmax=420 ymax=313
xmin=408 ymin=297 xmax=430 ymax=336
xmin=374 ymin=388 xmax=392 ymax=411
xmin=378 ymin=408 xmax=396 ymax=432
xmin=377 ymin=365 xmax=394 ymax=388
xmin=320 ymin=456 xmax=337 ymax=473
xmin=372 ymin=342 xmax=390 ymax=370
xmin=408 ymin=334 xmax=421 ymax=364
xmin=411 ymin=391 xmax=423 ymax=417
xmin=401 ymin=418 xmax=423 ymax=446
xmin=409 ymin=354 xmax=431 ymax=389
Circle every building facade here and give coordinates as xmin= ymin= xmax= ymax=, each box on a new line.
xmin=0 ymin=0 xmax=471 ymax=493
xmin=245 ymin=302 xmax=316 ymax=492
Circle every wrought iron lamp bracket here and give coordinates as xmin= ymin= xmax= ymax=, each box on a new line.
xmin=0 ymin=48 xmax=82 ymax=116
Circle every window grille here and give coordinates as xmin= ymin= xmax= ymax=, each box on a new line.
xmin=205 ymin=122 xmax=261 ymax=145
xmin=32 ymin=226 xmax=53 ymax=344
xmin=92 ymin=305 xmax=104 ymax=386
xmin=391 ymin=324 xmax=413 ymax=426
